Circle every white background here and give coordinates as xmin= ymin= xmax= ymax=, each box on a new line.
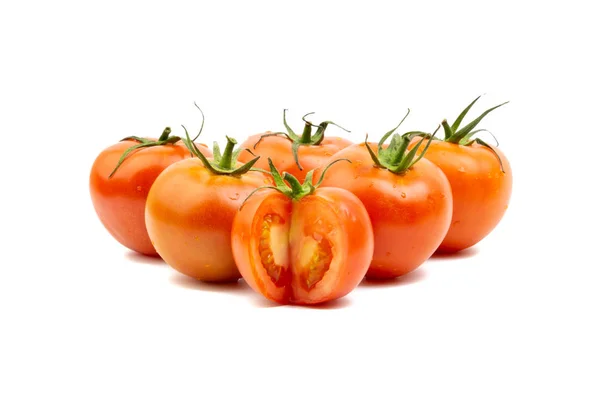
xmin=1 ymin=1 xmax=598 ymax=399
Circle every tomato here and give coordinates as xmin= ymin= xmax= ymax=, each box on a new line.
xmin=411 ymin=97 xmax=512 ymax=253
xmin=238 ymin=110 xmax=352 ymax=181
xmin=89 ymin=127 xmax=211 ymax=256
xmin=319 ymin=115 xmax=453 ymax=278
xmin=145 ymin=135 xmax=269 ymax=282
xmin=231 ymin=160 xmax=373 ymax=304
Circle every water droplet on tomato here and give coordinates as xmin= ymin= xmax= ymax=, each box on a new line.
xmin=401 ymin=192 xmax=406 ymax=198
xmin=458 ymin=166 xmax=466 ymax=173
xmin=136 ymin=185 xmax=142 ymax=191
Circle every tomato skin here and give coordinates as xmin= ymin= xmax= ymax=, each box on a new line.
xmin=145 ymin=158 xmax=269 ymax=282
xmin=414 ymin=140 xmax=512 ymax=253
xmin=238 ymin=133 xmax=353 ymax=180
xmin=231 ymin=187 xmax=373 ymax=305
xmin=89 ymin=139 xmax=211 ymax=256
xmin=319 ymin=143 xmax=453 ymax=279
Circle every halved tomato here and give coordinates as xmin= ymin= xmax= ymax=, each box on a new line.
xmin=231 ymin=161 xmax=373 ymax=305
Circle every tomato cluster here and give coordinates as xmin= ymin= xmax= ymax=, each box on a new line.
xmin=89 ymin=97 xmax=512 ymax=305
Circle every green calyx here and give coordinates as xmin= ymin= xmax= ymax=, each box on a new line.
xmin=441 ymin=96 xmax=509 ymax=172
xmin=241 ymin=157 xmax=350 ymax=208
xmin=365 ymin=109 xmax=439 ymax=175
xmin=108 ymin=126 xmax=185 ymax=178
xmin=108 ymin=102 xmax=209 ymax=178
xmin=182 ymin=127 xmax=260 ymax=177
xmin=254 ymin=109 xmax=350 ymax=171
xmin=178 ymin=102 xmax=259 ymax=176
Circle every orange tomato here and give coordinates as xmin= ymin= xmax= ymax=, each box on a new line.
xmin=238 ymin=110 xmax=352 ymax=181
xmin=320 ymin=143 xmax=452 ymax=278
xmin=145 ymin=136 xmax=269 ymax=282
xmin=89 ymin=127 xmax=211 ymax=256
xmin=412 ymin=96 xmax=512 ymax=253
xmin=231 ymin=162 xmax=373 ymax=304
xmin=414 ymin=139 xmax=512 ymax=253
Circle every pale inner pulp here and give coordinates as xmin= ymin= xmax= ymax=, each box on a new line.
xmin=258 ymin=211 xmax=334 ymax=291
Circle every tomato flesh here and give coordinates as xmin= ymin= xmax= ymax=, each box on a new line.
xmin=252 ymin=198 xmax=336 ymax=296
xmin=258 ymin=214 xmax=291 ymax=287
xmin=298 ymin=235 xmax=333 ymax=290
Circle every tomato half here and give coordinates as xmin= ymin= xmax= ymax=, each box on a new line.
xmin=89 ymin=132 xmax=211 ymax=256
xmin=231 ymin=188 xmax=373 ymax=304
xmin=415 ymin=141 xmax=512 ymax=253
xmin=145 ymin=158 xmax=269 ymax=282
xmin=319 ymin=143 xmax=453 ymax=279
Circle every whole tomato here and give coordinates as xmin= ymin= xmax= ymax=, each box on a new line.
xmin=411 ymin=96 xmax=512 ymax=253
xmin=232 ymin=159 xmax=374 ymax=305
xmin=145 ymin=132 xmax=269 ymax=282
xmin=319 ymin=112 xmax=453 ymax=279
xmin=238 ymin=110 xmax=353 ymax=181
xmin=90 ymin=126 xmax=211 ymax=256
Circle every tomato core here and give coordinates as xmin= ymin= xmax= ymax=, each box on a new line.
xmin=299 ymin=235 xmax=333 ymax=290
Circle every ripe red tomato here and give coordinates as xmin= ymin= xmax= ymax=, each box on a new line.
xmin=319 ymin=116 xmax=453 ymax=278
xmin=238 ymin=110 xmax=352 ymax=181
xmin=231 ymin=161 xmax=373 ymax=305
xmin=145 ymin=135 xmax=269 ymax=282
xmin=89 ymin=127 xmax=211 ymax=256
xmin=412 ymin=97 xmax=512 ymax=253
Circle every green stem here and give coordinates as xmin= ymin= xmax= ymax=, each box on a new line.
xmin=219 ymin=136 xmax=237 ymax=169
xmin=158 ymin=127 xmax=172 ymax=141
xmin=300 ymin=122 xmax=312 ymax=143
xmin=442 ymin=120 xmax=453 ymax=140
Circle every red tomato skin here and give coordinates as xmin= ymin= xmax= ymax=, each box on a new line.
xmin=238 ymin=133 xmax=353 ymax=180
xmin=145 ymin=158 xmax=270 ymax=282
xmin=415 ymin=141 xmax=512 ymax=253
xmin=319 ymin=143 xmax=453 ymax=278
xmin=231 ymin=187 xmax=373 ymax=305
xmin=89 ymin=140 xmax=211 ymax=256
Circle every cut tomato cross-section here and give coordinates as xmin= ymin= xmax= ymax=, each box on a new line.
xmin=232 ymin=188 xmax=374 ymax=305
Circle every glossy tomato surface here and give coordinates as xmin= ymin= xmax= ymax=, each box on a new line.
xmin=145 ymin=158 xmax=269 ymax=282
xmin=238 ymin=133 xmax=352 ymax=181
xmin=90 ymin=139 xmax=211 ymax=256
xmin=231 ymin=188 xmax=373 ymax=304
xmin=415 ymin=140 xmax=512 ymax=253
xmin=319 ymin=143 xmax=453 ymax=279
